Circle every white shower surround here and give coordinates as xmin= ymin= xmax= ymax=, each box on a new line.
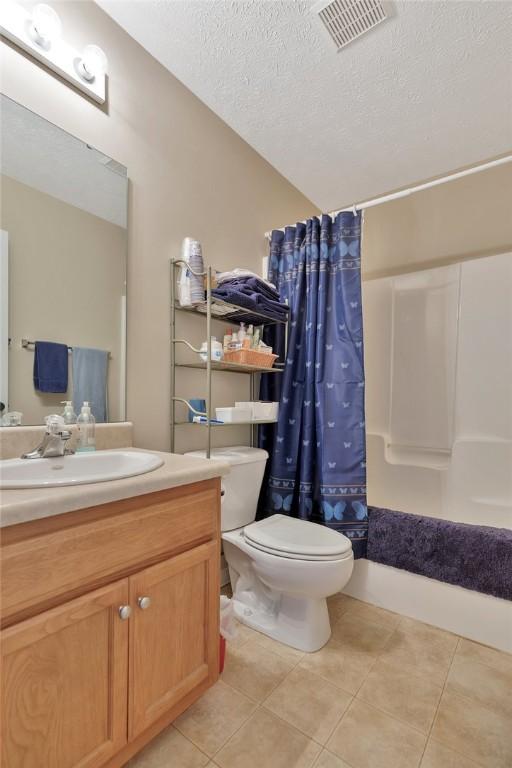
xmin=363 ymin=251 xmax=512 ymax=530
xmin=346 ymin=252 xmax=512 ymax=652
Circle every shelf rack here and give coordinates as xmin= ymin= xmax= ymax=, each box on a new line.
xmin=170 ymin=259 xmax=287 ymax=458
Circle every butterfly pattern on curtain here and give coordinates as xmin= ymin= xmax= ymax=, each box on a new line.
xmin=259 ymin=212 xmax=368 ymax=558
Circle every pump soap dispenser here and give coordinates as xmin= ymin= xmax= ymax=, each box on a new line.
xmin=76 ymin=401 xmax=96 ymax=452
xmin=61 ymin=401 xmax=77 ymax=425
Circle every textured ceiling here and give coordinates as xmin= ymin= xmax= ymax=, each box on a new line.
xmin=97 ymin=0 xmax=512 ymax=212
xmin=0 ymin=96 xmax=128 ymax=227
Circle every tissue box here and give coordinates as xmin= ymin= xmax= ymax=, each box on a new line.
xmin=215 ymin=407 xmax=252 ymax=423
xmin=235 ymin=402 xmax=279 ymax=421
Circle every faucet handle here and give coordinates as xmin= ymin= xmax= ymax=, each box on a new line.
xmin=45 ymin=414 xmax=66 ymax=435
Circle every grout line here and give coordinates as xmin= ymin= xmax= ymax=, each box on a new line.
xmin=313 ymin=747 xmax=359 ymax=768
xmin=416 ymin=636 xmax=462 ymax=767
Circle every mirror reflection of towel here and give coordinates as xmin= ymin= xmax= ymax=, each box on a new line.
xmin=33 ymin=341 xmax=68 ymax=393
xmin=72 ymin=347 xmax=108 ymax=423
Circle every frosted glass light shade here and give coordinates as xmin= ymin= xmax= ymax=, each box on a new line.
xmin=31 ymin=3 xmax=61 ymax=45
xmin=79 ymin=44 xmax=108 ymax=82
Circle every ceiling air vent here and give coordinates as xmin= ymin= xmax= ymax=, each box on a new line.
xmin=312 ymin=0 xmax=388 ymax=51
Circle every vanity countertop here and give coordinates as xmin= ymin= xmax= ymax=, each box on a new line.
xmin=0 ymin=449 xmax=230 ymax=528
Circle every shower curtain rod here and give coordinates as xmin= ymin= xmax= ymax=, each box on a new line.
xmin=264 ymin=154 xmax=512 ymax=239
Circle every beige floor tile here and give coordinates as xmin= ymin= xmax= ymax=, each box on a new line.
xmin=263 ymin=667 xmax=352 ymax=745
xmin=298 ymin=637 xmax=376 ymax=694
xmin=456 ymin=638 xmax=512 ymax=675
xmin=379 ymin=628 xmax=454 ymax=686
xmin=174 ymin=680 xmax=256 ymax=756
xmin=327 ymin=699 xmax=426 ymax=768
xmin=250 ymin=629 xmax=306 ymax=663
xmin=128 ymin=726 xmax=209 ymax=768
xmin=331 ymin=614 xmax=394 ymax=655
xmin=342 ymin=600 xmax=401 ymax=630
xmin=327 ymin=593 xmax=357 ymax=622
xmin=398 ymin=617 xmax=459 ymax=654
xmin=446 ymin=656 xmax=512 ymax=716
xmin=221 ymin=639 xmax=295 ymax=702
xmin=314 ymin=749 xmax=353 ymax=768
xmin=230 ymin=620 xmax=259 ymax=648
xmin=420 ymin=739 xmax=482 ymax=768
xmin=431 ymin=690 xmax=512 ymax=768
xmin=357 ymin=660 xmax=442 ymax=733
xmin=215 ymin=707 xmax=321 ymax=768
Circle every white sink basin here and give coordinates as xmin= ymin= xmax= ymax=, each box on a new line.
xmin=0 ymin=450 xmax=164 ymax=489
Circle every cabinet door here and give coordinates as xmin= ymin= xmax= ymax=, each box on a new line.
xmin=1 ymin=580 xmax=129 ymax=768
xmin=129 ymin=541 xmax=219 ymax=738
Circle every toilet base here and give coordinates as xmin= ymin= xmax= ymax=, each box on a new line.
xmin=232 ymin=589 xmax=331 ymax=653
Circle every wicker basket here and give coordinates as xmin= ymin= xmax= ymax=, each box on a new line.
xmin=223 ymin=349 xmax=278 ymax=368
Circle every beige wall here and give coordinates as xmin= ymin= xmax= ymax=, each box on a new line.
xmin=362 ymin=163 xmax=512 ymax=279
xmin=0 ymin=0 xmax=315 ymax=450
xmin=1 ymin=175 xmax=126 ymax=424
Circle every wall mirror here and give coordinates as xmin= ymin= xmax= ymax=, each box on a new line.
xmin=0 ymin=95 xmax=128 ymax=425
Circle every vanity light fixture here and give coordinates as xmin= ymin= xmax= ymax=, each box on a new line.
xmin=28 ymin=4 xmax=61 ymax=48
xmin=0 ymin=0 xmax=108 ymax=104
xmin=77 ymin=44 xmax=108 ymax=83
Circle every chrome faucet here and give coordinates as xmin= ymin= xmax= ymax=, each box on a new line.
xmin=22 ymin=417 xmax=74 ymax=459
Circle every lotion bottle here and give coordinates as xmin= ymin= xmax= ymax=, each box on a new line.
xmin=61 ymin=401 xmax=77 ymax=425
xmin=76 ymin=401 xmax=96 ymax=452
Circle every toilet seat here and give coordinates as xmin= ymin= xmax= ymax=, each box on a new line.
xmin=243 ymin=514 xmax=352 ymax=562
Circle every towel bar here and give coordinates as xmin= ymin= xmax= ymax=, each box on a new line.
xmin=21 ymin=338 xmax=112 ymax=359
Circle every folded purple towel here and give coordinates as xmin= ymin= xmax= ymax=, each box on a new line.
xmin=217 ymin=276 xmax=281 ymax=302
xmin=212 ymin=284 xmax=289 ymax=322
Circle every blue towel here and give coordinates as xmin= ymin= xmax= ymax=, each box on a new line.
xmin=33 ymin=341 xmax=69 ymax=393
xmin=212 ymin=284 xmax=289 ymax=321
xmin=72 ymin=347 xmax=109 ymax=423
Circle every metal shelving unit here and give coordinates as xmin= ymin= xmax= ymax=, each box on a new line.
xmin=170 ymin=259 xmax=287 ymax=458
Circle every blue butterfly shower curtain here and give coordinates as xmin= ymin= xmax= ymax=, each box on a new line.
xmin=259 ymin=212 xmax=367 ymax=558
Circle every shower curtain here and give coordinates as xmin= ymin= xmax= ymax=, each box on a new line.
xmin=259 ymin=212 xmax=367 ymax=558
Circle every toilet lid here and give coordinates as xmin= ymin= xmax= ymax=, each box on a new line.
xmin=244 ymin=514 xmax=352 ymax=559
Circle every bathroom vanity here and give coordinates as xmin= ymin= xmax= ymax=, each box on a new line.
xmin=0 ymin=450 xmax=228 ymax=768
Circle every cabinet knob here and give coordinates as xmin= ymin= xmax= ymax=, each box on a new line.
xmin=118 ymin=605 xmax=132 ymax=620
xmin=137 ymin=596 xmax=152 ymax=610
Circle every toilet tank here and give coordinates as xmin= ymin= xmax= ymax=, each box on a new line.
xmin=184 ymin=446 xmax=268 ymax=532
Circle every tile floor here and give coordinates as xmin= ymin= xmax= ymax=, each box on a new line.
xmin=128 ymin=593 xmax=512 ymax=768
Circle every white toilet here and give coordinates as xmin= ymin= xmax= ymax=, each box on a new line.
xmin=186 ymin=446 xmax=354 ymax=652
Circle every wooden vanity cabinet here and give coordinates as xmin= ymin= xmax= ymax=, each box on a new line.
xmin=0 ymin=479 xmax=221 ymax=768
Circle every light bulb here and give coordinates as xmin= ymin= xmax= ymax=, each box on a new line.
xmin=30 ymin=4 xmax=62 ymax=47
xmin=78 ymin=44 xmax=108 ymax=82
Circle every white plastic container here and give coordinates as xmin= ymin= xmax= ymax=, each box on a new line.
xmin=215 ymin=407 xmax=252 ymax=423
xmin=235 ymin=401 xmax=279 ymax=421
xmin=199 ymin=337 xmax=223 ymax=362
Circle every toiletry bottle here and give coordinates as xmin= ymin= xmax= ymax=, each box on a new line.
xmin=245 ymin=324 xmax=254 ymax=349
xmin=211 ymin=336 xmax=223 ymax=361
xmin=223 ymin=329 xmax=232 ymax=353
xmin=76 ymin=401 xmax=96 ymax=452
xmin=61 ymin=400 xmax=77 ymax=424
xmin=199 ymin=337 xmax=223 ymax=362
xmin=238 ymin=323 xmax=246 ymax=344
xmin=252 ymin=327 xmax=261 ymax=349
